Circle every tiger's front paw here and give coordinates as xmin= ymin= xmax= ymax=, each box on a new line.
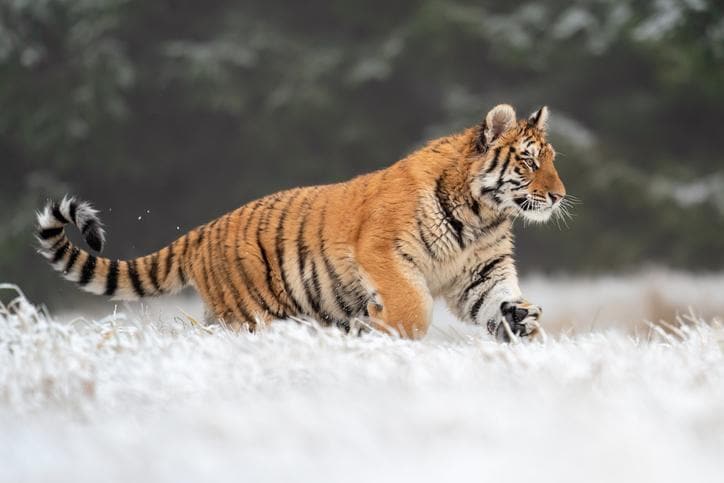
xmin=486 ymin=300 xmax=542 ymax=342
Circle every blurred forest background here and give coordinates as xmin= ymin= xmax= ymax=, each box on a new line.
xmin=1 ymin=0 xmax=723 ymax=308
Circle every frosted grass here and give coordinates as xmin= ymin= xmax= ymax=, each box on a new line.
xmin=1 ymin=283 xmax=723 ymax=483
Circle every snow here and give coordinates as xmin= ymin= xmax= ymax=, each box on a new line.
xmin=1 ymin=279 xmax=724 ymax=483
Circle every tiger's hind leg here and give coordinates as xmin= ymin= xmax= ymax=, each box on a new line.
xmin=358 ymin=253 xmax=433 ymax=339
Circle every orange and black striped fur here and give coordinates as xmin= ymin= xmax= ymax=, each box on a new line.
xmin=37 ymin=104 xmax=566 ymax=340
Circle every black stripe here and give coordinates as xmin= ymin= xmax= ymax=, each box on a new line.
xmin=308 ymin=261 xmax=325 ymax=320
xmin=178 ymin=234 xmax=190 ymax=285
xmin=275 ymin=190 xmax=304 ymax=315
xmin=105 ymin=260 xmax=119 ymax=296
xmin=231 ymin=289 xmax=254 ymax=323
xmin=243 ymin=200 xmax=263 ymax=239
xmin=484 ymin=148 xmax=501 ymax=174
xmin=64 ymin=247 xmax=80 ymax=274
xmin=320 ymin=254 xmax=353 ymax=318
xmin=69 ymin=201 xmax=78 ymax=225
xmin=496 ymin=149 xmax=512 ymax=187
xmin=318 ymin=209 xmax=353 ymax=318
xmin=148 ymin=253 xmax=162 ymax=293
xmin=196 ymin=226 xmax=205 ymax=246
xmin=417 ymin=217 xmax=436 ymax=257
xmin=295 ymin=194 xmax=314 ymax=312
xmin=39 ymin=227 xmax=64 ymax=239
xmin=470 ymin=274 xmax=506 ymax=321
xmin=81 ymin=218 xmax=96 ymax=234
xmin=470 ymin=199 xmax=480 ymax=217
xmin=78 ymin=255 xmax=97 ymax=286
xmin=295 ymin=196 xmax=313 ymax=269
xmin=195 ymin=225 xmax=215 ymax=314
xmin=346 ymin=285 xmax=369 ymax=317
xmin=162 ymin=246 xmax=174 ymax=281
xmin=309 ymin=261 xmax=336 ymax=323
xmin=209 ymin=218 xmax=226 ymax=295
xmin=256 ymin=195 xmax=287 ymax=317
xmin=461 ymin=256 xmax=507 ymax=302
xmin=294 ymin=191 xmax=334 ymax=322
xmin=51 ymin=241 xmax=69 ymax=263
xmin=394 ymin=240 xmax=418 ymax=266
xmin=481 ymin=214 xmax=506 ymax=235
xmin=470 ymin=295 xmax=485 ymax=321
xmin=474 ymin=123 xmax=487 ymax=153
xmin=258 ymin=245 xmax=280 ymax=311
xmin=51 ymin=203 xmax=68 ymax=224
xmin=128 ymin=260 xmax=146 ymax=297
xmin=480 ymin=187 xmax=496 ymax=196
xmin=202 ymin=219 xmax=223 ymax=314
xmin=84 ymin=224 xmax=103 ymax=252
xmin=177 ymin=264 xmax=186 ymax=286
xmin=435 ymin=176 xmax=465 ymax=248
xmin=218 ymin=214 xmax=255 ymax=323
xmin=397 ymin=249 xmax=417 ymax=266
xmin=234 ymin=201 xmax=278 ymax=317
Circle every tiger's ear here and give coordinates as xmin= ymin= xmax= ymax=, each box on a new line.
xmin=528 ymin=106 xmax=549 ymax=132
xmin=482 ymin=104 xmax=517 ymax=146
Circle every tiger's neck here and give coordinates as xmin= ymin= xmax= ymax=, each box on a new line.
xmin=410 ymin=132 xmax=512 ymax=260
xmin=426 ymin=129 xmax=509 ymax=232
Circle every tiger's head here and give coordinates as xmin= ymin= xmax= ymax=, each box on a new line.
xmin=469 ymin=104 xmax=566 ymax=223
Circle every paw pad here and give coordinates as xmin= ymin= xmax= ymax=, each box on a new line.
xmin=501 ymin=302 xmax=530 ymax=323
xmin=497 ymin=300 xmax=542 ymax=339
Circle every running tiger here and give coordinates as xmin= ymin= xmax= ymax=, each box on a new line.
xmin=37 ymin=104 xmax=566 ymax=340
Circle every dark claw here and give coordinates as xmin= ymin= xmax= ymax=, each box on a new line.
xmin=495 ymin=323 xmax=510 ymax=342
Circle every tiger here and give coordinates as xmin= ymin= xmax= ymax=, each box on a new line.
xmin=36 ymin=104 xmax=566 ymax=341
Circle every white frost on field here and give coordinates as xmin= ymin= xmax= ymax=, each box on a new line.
xmin=1 ymin=282 xmax=724 ymax=483
xmin=522 ymin=270 xmax=724 ymax=333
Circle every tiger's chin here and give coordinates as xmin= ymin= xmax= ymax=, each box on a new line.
xmin=520 ymin=208 xmax=553 ymax=223
xmin=511 ymin=197 xmax=554 ymax=223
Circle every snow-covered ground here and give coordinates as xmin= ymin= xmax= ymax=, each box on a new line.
xmin=1 ymin=274 xmax=724 ymax=483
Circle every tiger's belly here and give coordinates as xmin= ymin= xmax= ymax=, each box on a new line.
xmin=286 ymin=249 xmax=372 ymax=328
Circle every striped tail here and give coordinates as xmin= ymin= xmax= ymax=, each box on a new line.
xmin=36 ymin=196 xmax=190 ymax=300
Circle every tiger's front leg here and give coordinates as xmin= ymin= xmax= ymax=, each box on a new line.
xmin=443 ymin=254 xmax=542 ymax=342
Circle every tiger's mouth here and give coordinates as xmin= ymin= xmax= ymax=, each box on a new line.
xmin=514 ymin=197 xmax=538 ymax=211
xmin=513 ymin=196 xmax=553 ymax=222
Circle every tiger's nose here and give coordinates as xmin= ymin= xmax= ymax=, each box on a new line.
xmin=548 ymin=192 xmax=564 ymax=204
